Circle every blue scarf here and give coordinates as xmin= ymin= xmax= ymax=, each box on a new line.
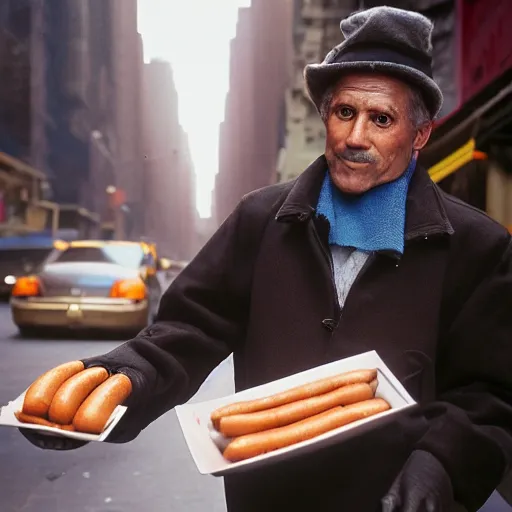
xmin=316 ymin=157 xmax=416 ymax=255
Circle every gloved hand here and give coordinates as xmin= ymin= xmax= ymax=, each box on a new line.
xmin=19 ymin=428 xmax=89 ymax=451
xmin=381 ymin=450 xmax=454 ymax=512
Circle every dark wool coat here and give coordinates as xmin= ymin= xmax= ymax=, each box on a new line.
xmin=84 ymin=156 xmax=512 ymax=512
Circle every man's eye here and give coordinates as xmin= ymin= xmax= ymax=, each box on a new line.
xmin=337 ymin=107 xmax=353 ymax=119
xmin=375 ymin=114 xmax=391 ymax=126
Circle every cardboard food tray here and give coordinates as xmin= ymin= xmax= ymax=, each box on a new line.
xmin=175 ymin=350 xmax=416 ymax=477
xmin=0 ymin=390 xmax=127 ymax=442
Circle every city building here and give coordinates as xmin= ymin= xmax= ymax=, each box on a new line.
xmin=419 ymin=0 xmax=512 ymax=231
xmin=0 ymin=0 xmax=146 ymax=240
xmin=214 ymin=0 xmax=293 ymax=225
xmin=108 ymin=0 xmax=145 ymax=239
xmin=142 ymin=59 xmax=196 ymax=261
xmin=0 ymin=0 xmax=58 ymax=235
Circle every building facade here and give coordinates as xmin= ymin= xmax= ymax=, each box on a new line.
xmin=0 ymin=0 xmax=146 ymax=240
xmin=279 ymin=0 xmax=358 ymax=184
xmin=214 ymin=0 xmax=293 ymax=225
xmin=142 ymin=59 xmax=196 ymax=261
xmin=0 ymin=0 xmax=56 ymax=234
xmin=108 ymin=0 xmax=145 ymax=239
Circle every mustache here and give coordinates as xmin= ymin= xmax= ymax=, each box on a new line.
xmin=335 ymin=149 xmax=377 ymax=164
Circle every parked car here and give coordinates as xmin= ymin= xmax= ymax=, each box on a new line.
xmin=10 ymin=239 xmax=164 ymax=337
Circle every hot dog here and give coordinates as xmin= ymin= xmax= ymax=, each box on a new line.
xmin=223 ymin=398 xmax=391 ymax=462
xmin=211 ymin=368 xmax=378 ymax=428
xmin=22 ymin=361 xmax=85 ymax=418
xmin=48 ymin=367 xmax=109 ymax=424
xmin=15 ymin=410 xmax=75 ymax=431
xmin=218 ymin=381 xmax=377 ymax=437
xmin=72 ymin=373 xmax=132 ymax=435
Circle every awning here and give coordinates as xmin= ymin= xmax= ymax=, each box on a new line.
xmin=428 ymin=138 xmax=487 ymax=183
xmin=0 ymin=223 xmax=43 ymax=235
xmin=420 ymin=72 xmax=512 ymax=182
xmin=0 ymin=152 xmax=46 ymax=181
xmin=0 ymin=168 xmax=25 ymax=188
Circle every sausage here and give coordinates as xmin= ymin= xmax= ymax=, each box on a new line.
xmin=218 ymin=381 xmax=377 ymax=437
xmin=223 ymin=398 xmax=391 ymax=462
xmin=48 ymin=367 xmax=109 ymax=424
xmin=211 ymin=369 xmax=378 ymax=428
xmin=72 ymin=374 xmax=132 ymax=434
xmin=22 ymin=361 xmax=85 ymax=418
xmin=15 ymin=410 xmax=75 ymax=431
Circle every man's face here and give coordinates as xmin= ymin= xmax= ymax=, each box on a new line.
xmin=324 ymin=72 xmax=432 ymax=195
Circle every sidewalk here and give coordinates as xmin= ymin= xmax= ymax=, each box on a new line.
xmin=480 ymin=492 xmax=512 ymax=511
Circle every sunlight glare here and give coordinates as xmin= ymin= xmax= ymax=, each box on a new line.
xmin=138 ymin=0 xmax=251 ymax=218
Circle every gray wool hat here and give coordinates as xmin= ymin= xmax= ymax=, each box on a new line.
xmin=304 ymin=6 xmax=443 ymax=118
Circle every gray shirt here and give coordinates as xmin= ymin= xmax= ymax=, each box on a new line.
xmin=330 ymin=246 xmax=370 ymax=308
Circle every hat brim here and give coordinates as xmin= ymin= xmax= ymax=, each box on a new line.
xmin=304 ymin=61 xmax=443 ymax=119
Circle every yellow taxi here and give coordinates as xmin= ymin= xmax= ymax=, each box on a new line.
xmin=10 ymin=240 xmax=166 ymax=337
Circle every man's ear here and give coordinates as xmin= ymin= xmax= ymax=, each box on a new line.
xmin=413 ymin=122 xmax=433 ymax=151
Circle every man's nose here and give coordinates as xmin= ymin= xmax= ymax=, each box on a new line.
xmin=345 ymin=117 xmax=370 ymax=149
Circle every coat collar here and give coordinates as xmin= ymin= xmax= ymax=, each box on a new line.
xmin=275 ymin=154 xmax=454 ymax=241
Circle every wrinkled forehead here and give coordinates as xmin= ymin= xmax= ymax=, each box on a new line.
xmin=330 ymin=72 xmax=413 ymax=111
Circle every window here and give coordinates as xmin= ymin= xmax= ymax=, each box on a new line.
xmin=49 ymin=244 xmax=144 ymax=269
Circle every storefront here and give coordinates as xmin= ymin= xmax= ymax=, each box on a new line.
xmin=0 ymin=151 xmax=60 ymax=236
xmin=420 ymin=0 xmax=512 ymax=231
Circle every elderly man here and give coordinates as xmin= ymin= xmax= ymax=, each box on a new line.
xmin=20 ymin=6 xmax=512 ymax=512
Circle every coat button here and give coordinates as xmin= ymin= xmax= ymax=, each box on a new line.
xmin=322 ymin=319 xmax=336 ymax=332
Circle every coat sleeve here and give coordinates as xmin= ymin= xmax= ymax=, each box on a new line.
xmin=81 ymin=195 xmax=265 ymax=443
xmin=416 ymin=234 xmax=512 ymax=511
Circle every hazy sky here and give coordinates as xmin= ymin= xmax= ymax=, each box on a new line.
xmin=138 ymin=0 xmax=251 ymax=218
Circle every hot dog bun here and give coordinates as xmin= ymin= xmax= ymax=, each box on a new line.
xmin=22 ymin=361 xmax=85 ymax=417
xmin=211 ymin=369 xmax=378 ymax=428
xmin=223 ymin=398 xmax=391 ymax=462
xmin=15 ymin=410 xmax=75 ymax=431
xmin=48 ymin=367 xmax=109 ymax=424
xmin=218 ymin=381 xmax=377 ymax=437
xmin=72 ymin=373 xmax=132 ymax=434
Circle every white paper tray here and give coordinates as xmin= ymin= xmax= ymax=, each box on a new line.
xmin=176 ymin=350 xmax=416 ymax=477
xmin=0 ymin=390 xmax=127 ymax=442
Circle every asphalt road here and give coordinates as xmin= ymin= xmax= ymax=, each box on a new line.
xmin=0 ymin=303 xmax=232 ymax=512
xmin=0 ymin=302 xmax=510 ymax=512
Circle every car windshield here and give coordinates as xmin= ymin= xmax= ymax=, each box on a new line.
xmin=50 ymin=245 xmax=144 ymax=269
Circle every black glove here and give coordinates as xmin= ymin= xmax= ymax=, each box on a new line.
xmin=19 ymin=428 xmax=89 ymax=451
xmin=381 ymin=450 xmax=454 ymax=512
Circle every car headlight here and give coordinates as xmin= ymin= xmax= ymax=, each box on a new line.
xmin=4 ymin=275 xmax=16 ymax=285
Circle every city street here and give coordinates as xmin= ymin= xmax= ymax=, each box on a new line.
xmin=1 ymin=302 xmax=511 ymax=512
xmin=0 ymin=303 xmax=231 ymax=512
